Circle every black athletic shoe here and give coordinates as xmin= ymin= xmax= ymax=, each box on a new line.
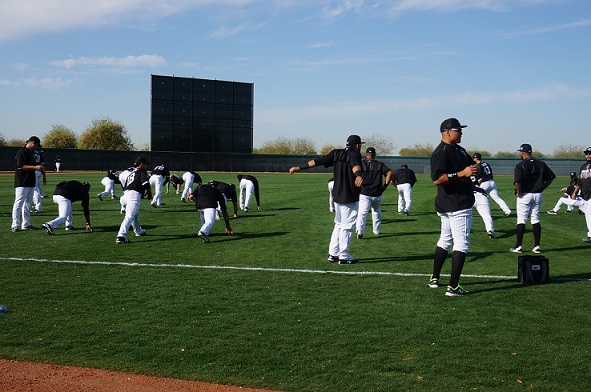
xmin=327 ymin=255 xmax=339 ymax=262
xmin=42 ymin=223 xmax=55 ymax=236
xmin=338 ymin=259 xmax=359 ymax=265
xmin=445 ymin=285 xmax=468 ymax=297
xmin=356 ymin=232 xmax=363 ymax=240
xmin=198 ymin=232 xmax=210 ymax=243
xmin=487 ymin=230 xmax=496 ymax=239
xmin=116 ymin=236 xmax=130 ymax=244
xmin=584 ymin=237 xmax=591 ymax=244
xmin=65 ymin=225 xmax=74 ymax=231
xmin=22 ymin=225 xmax=37 ymax=230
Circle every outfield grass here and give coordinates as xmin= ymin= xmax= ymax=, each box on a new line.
xmin=1 ymin=171 xmax=590 ymax=391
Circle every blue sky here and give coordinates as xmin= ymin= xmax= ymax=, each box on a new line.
xmin=1 ymin=0 xmax=589 ymax=155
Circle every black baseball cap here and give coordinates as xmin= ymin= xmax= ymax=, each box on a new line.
xmin=473 ymin=152 xmax=482 ymax=160
xmin=346 ymin=135 xmax=364 ymax=147
xmin=401 ymin=164 xmax=408 ymax=169
xmin=27 ymin=136 xmax=41 ymax=146
xmin=366 ymin=147 xmax=376 ymax=155
xmin=584 ymin=147 xmax=591 ymax=154
xmin=518 ymin=144 xmax=532 ymax=153
xmin=440 ymin=118 xmax=467 ymax=132
xmin=134 ymin=157 xmax=150 ymax=167
xmin=570 ymin=171 xmax=577 ymax=177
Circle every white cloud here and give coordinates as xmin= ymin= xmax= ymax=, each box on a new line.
xmin=0 ymin=0 xmax=254 ymax=42
xmin=258 ymin=84 xmax=589 ymax=122
xmin=23 ymin=78 xmax=72 ymax=89
xmin=50 ymin=55 xmax=167 ymax=69
xmin=492 ymin=18 xmax=591 ymax=39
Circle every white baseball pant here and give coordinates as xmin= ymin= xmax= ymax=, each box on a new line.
xmin=150 ymin=174 xmax=164 ymax=206
xmin=396 ymin=183 xmax=413 ymax=214
xmin=480 ymin=180 xmax=511 ymax=215
xmin=552 ymin=196 xmax=583 ymax=212
xmin=473 ymin=192 xmax=494 ymax=233
xmin=580 ymin=200 xmax=591 ymax=238
xmin=356 ymin=194 xmax=382 ymax=235
xmin=198 ymin=207 xmax=217 ymax=235
xmin=436 ymin=208 xmax=472 ymax=253
xmin=117 ymin=190 xmax=145 ymax=238
xmin=516 ymin=193 xmax=542 ymax=225
xmin=328 ymin=181 xmax=335 ymax=212
xmin=12 ymin=186 xmax=35 ymax=230
xmin=181 ymin=172 xmax=194 ymax=201
xmin=239 ymin=178 xmax=255 ymax=210
xmin=46 ymin=195 xmax=73 ymax=229
xmin=329 ymin=202 xmax=358 ymax=261
xmin=98 ymin=177 xmax=116 ymax=199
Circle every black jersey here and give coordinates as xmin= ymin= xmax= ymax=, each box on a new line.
xmin=107 ymin=170 xmax=121 ymax=184
xmin=392 ymin=168 xmax=417 ymax=186
xmin=151 ymin=164 xmax=170 ymax=177
xmin=477 ymin=161 xmax=494 ymax=182
xmin=577 ymin=161 xmax=591 ymax=201
xmin=191 ymin=184 xmax=227 ymax=211
xmin=123 ymin=168 xmax=151 ymax=194
xmin=314 ymin=148 xmax=362 ymax=204
xmin=237 ymin=175 xmax=261 ymax=205
xmin=54 ymin=181 xmax=91 ymax=217
xmin=360 ymin=159 xmax=391 ymax=197
xmin=14 ymin=147 xmax=37 ymax=187
xmin=513 ymin=158 xmax=556 ymax=194
xmin=431 ymin=141 xmax=475 ymax=213
xmin=208 ymin=181 xmax=237 ymax=202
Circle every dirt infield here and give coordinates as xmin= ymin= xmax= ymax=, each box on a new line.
xmin=0 ymin=360 xmax=279 ymax=392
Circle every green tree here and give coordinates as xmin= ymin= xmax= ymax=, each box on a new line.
xmin=320 ymin=144 xmax=341 ymax=155
xmin=467 ymin=149 xmax=492 ymax=158
xmin=552 ymin=145 xmax=585 ymax=158
xmin=43 ymin=124 xmax=78 ymax=148
xmin=362 ymin=133 xmax=395 ymax=156
xmin=257 ymin=137 xmax=316 ymax=154
xmin=494 ymin=151 xmax=520 ymax=158
xmin=399 ymin=143 xmax=434 ymax=157
xmin=7 ymin=138 xmax=25 ymax=146
xmin=0 ymin=132 xmax=6 ymax=146
xmin=78 ymin=117 xmax=134 ymax=150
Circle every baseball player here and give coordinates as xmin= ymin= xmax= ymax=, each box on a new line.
xmin=116 ymin=157 xmax=153 ymax=244
xmin=429 ymin=118 xmax=478 ymax=297
xmin=11 ymin=136 xmax=45 ymax=232
xmin=180 ymin=171 xmax=203 ymax=202
xmin=237 ymin=174 xmax=261 ymax=212
xmin=392 ymin=164 xmax=417 ymax=215
xmin=472 ymin=179 xmax=496 ymax=239
xmin=572 ymin=147 xmax=591 ymax=243
xmin=472 ymin=153 xmax=512 ymax=216
xmin=328 ymin=177 xmax=335 ymax=212
xmin=54 ymin=155 xmax=62 ymax=172
xmin=149 ymin=164 xmax=171 ymax=207
xmin=31 ymin=147 xmax=47 ymax=213
xmin=356 ymin=147 xmax=392 ymax=238
xmin=510 ymin=143 xmax=556 ymax=254
xmin=42 ymin=181 xmax=93 ymax=235
xmin=547 ymin=172 xmax=582 ymax=214
xmin=97 ymin=170 xmax=120 ymax=201
xmin=188 ymin=183 xmax=234 ymax=243
xmin=208 ymin=180 xmax=239 ymax=218
xmin=166 ymin=173 xmax=184 ymax=194
xmin=290 ymin=134 xmax=364 ymax=264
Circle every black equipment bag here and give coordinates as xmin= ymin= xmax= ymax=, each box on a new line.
xmin=518 ymin=255 xmax=549 ymax=284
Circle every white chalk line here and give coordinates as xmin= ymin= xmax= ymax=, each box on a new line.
xmin=1 ymin=257 xmax=589 ymax=282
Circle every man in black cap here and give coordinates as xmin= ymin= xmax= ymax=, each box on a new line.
xmin=289 ymin=134 xmax=364 ymax=264
xmin=116 ymin=157 xmax=153 ymax=244
xmin=572 ymin=147 xmax=591 ymax=243
xmin=428 ymin=118 xmax=478 ymax=297
xmin=510 ymin=143 xmax=556 ymax=254
xmin=472 ymin=152 xmax=512 ymax=216
xmin=392 ymin=163 xmax=417 ymax=215
xmin=355 ymin=147 xmax=392 ymax=238
xmin=11 ymin=136 xmax=45 ymax=232
xmin=547 ymin=171 xmax=581 ymax=214
xmin=42 ymin=181 xmax=93 ymax=235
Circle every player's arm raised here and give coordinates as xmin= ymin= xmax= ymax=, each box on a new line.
xmin=289 ymin=159 xmax=317 ymax=174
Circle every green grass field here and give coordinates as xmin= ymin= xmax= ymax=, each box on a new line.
xmin=1 ymin=171 xmax=590 ymax=391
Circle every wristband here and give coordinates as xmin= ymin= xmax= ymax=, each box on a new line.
xmin=447 ymin=172 xmax=458 ymax=181
xmin=300 ymin=163 xmax=309 ymax=170
xmin=354 ymin=170 xmax=362 ymax=177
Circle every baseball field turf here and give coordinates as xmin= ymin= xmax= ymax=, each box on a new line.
xmin=1 ymin=171 xmax=590 ymax=391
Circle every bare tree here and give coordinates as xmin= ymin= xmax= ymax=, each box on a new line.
xmin=257 ymin=137 xmax=316 ymax=154
xmin=362 ymin=133 xmax=395 ymax=155
xmin=399 ymin=143 xmax=434 ymax=157
xmin=552 ymin=144 xmax=585 ymax=158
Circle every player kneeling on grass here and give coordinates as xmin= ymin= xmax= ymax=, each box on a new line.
xmin=188 ymin=183 xmax=234 ymax=243
xmin=42 ymin=181 xmax=93 ymax=235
